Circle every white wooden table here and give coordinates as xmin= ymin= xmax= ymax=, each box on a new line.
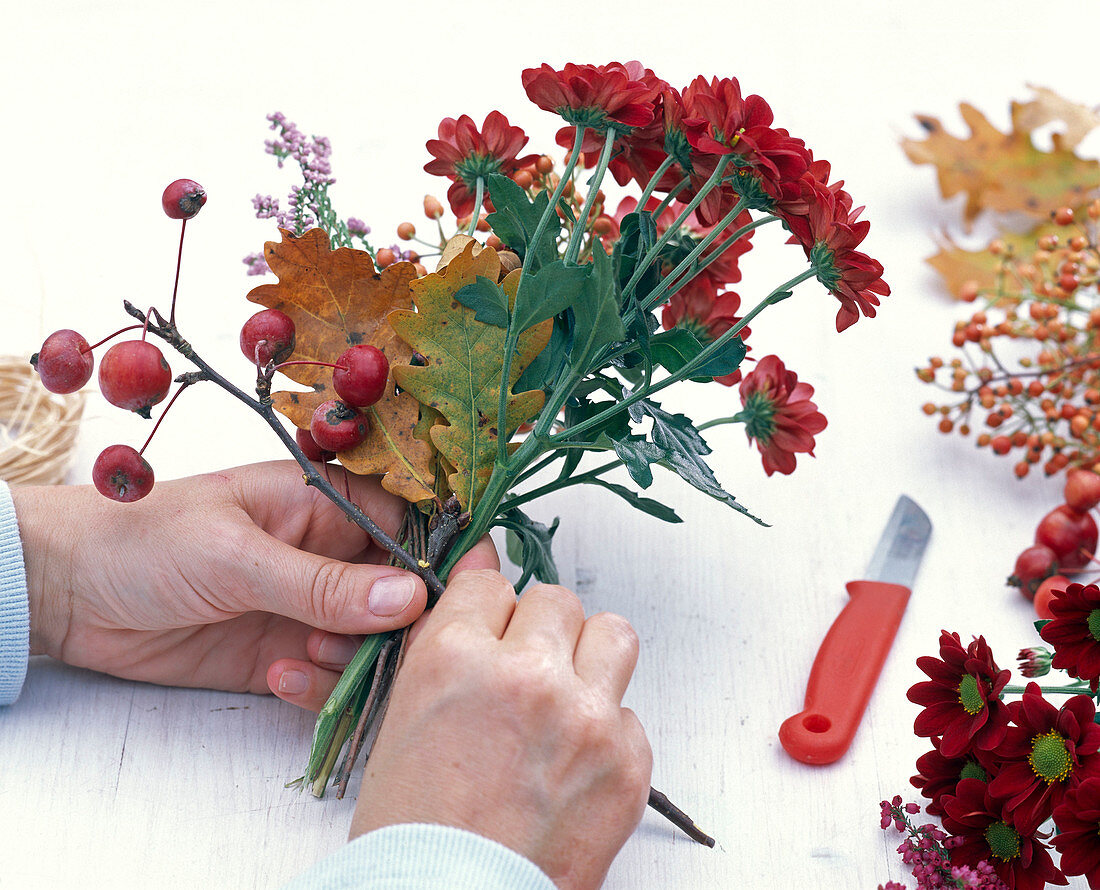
xmin=1 ymin=2 xmax=1096 ymax=886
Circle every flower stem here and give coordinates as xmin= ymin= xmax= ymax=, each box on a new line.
xmin=1003 ymin=683 xmax=1095 ymax=696
xmin=635 ymin=155 xmax=676 ymax=212
xmin=467 ymin=178 xmax=485 ymax=236
xmin=641 ymin=215 xmax=780 ymax=313
xmin=621 ymin=157 xmax=731 ymax=302
xmin=564 ymin=127 xmax=616 ymax=266
xmin=494 ymin=127 xmax=587 ymax=469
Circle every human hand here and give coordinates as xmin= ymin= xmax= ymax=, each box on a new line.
xmin=16 ymin=460 xmax=455 ymax=702
xmin=349 ymin=570 xmax=652 ymax=890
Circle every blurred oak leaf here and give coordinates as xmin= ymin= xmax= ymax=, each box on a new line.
xmin=926 ymin=219 xmax=1064 ymax=302
xmin=1010 ymin=85 xmax=1100 ymax=152
xmin=388 ymin=243 xmax=551 ymax=509
xmin=902 ymin=95 xmax=1100 ymax=228
xmin=247 ymin=228 xmax=436 ymax=504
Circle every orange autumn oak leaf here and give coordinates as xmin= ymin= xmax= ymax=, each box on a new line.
xmin=902 ymin=98 xmax=1100 ymax=228
xmin=388 ymin=243 xmax=551 ymax=510
xmin=248 ymin=228 xmax=437 ymax=504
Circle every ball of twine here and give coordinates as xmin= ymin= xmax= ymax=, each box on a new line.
xmin=0 ymin=356 xmax=84 ymax=486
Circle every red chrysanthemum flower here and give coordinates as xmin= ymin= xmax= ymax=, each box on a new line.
xmin=907 ymin=631 xmax=1011 ymax=758
xmin=735 ymin=355 xmax=826 ymax=476
xmin=1051 ymin=777 xmax=1100 ymax=886
xmin=423 ymin=111 xmax=538 ymax=217
xmin=522 ymin=62 xmax=663 ymax=161
xmin=679 ymin=76 xmax=810 ymax=224
xmin=942 ymin=778 xmax=1067 ymax=890
xmin=783 ymin=179 xmax=889 ymax=332
xmin=911 ymin=740 xmax=998 ymax=817
xmin=988 ymin=683 xmax=1100 ymax=833
xmin=660 ymin=281 xmax=751 ymax=386
xmin=1039 ymin=582 xmax=1100 ymax=691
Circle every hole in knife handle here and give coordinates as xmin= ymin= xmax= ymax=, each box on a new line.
xmin=802 ymin=714 xmax=831 ymax=734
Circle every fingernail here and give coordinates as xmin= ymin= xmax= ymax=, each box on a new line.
xmin=318 ymin=635 xmax=359 ymax=667
xmin=277 ymin=670 xmax=309 ymax=695
xmin=368 ymin=574 xmax=416 ymax=617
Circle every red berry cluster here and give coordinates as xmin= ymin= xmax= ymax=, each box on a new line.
xmin=1009 ymin=467 xmax=1100 ymax=617
xmin=31 ymin=180 xmax=209 ymax=501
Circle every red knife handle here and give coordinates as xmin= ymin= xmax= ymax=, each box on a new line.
xmin=779 ymin=580 xmax=911 ymax=765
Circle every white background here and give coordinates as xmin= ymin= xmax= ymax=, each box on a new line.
xmin=1 ymin=1 xmax=1098 ymax=887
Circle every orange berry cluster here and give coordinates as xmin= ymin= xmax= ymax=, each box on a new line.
xmin=918 ymin=201 xmax=1100 ymax=479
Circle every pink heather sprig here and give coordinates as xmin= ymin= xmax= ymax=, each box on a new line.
xmin=879 ymin=798 xmax=1007 ymax=890
xmin=245 ymin=112 xmax=376 ymax=275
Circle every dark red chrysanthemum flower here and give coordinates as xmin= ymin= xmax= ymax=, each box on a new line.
xmin=605 ymin=87 xmax=688 ymax=192
xmin=911 ymin=740 xmax=998 ymax=817
xmin=942 ymin=778 xmax=1067 ymax=890
xmin=1051 ymin=777 xmax=1100 ymax=887
xmin=1039 ymin=582 xmax=1100 ymax=691
xmin=907 ymin=631 xmax=1011 ymax=758
xmin=660 ymin=281 xmax=751 ymax=386
xmin=522 ymin=62 xmax=663 ymax=161
xmin=423 ymin=111 xmax=538 ymax=217
xmin=988 ymin=683 xmax=1100 ymax=833
xmin=735 ymin=355 xmax=826 ymax=476
xmin=782 ymin=178 xmax=889 ymax=332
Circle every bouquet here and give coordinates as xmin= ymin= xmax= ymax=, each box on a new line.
xmin=31 ymin=61 xmax=888 ymax=842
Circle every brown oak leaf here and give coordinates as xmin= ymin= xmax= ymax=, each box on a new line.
xmin=249 ymin=228 xmax=436 ymax=504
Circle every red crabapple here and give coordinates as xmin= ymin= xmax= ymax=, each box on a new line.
xmin=31 ymin=329 xmax=94 ymax=393
xmin=93 ymin=444 xmax=154 ymax=502
xmin=162 ymin=179 xmax=207 ymax=220
xmin=333 ymin=345 xmax=389 ymax=407
xmin=240 ymin=309 xmax=296 ymax=365
xmin=98 ymin=340 xmax=173 ymax=417
xmin=296 ymin=426 xmax=335 ymax=462
xmin=310 ymin=399 xmax=369 ymax=453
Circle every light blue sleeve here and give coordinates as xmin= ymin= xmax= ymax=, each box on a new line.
xmin=0 ymin=481 xmax=29 ymax=705
xmin=280 ymin=823 xmax=555 ymax=890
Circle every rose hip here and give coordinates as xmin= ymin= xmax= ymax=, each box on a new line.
xmin=98 ymin=340 xmax=173 ymax=418
xmin=333 ymin=345 xmax=389 ymax=408
xmin=240 ymin=309 xmax=296 ymax=365
xmin=310 ymin=399 xmax=369 ymax=453
xmin=93 ymin=444 xmax=154 ymax=502
xmin=1008 ymin=543 xmax=1060 ymax=599
xmin=1036 ymin=504 xmax=1098 ymax=571
xmin=1065 ymin=468 xmax=1100 ymax=512
xmin=31 ymin=329 xmax=94 ymax=393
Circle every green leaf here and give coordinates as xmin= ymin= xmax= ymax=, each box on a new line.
xmin=515 ymin=314 xmax=571 ymax=395
xmin=454 ymin=275 xmax=510 ymax=327
xmin=497 ymin=508 xmax=560 ymax=585
xmin=587 ymin=478 xmax=682 ymax=524
xmin=599 ymin=432 xmax=664 ymax=489
xmin=485 ymin=174 xmax=559 ymax=271
xmin=637 ymin=399 xmax=765 ymax=524
xmin=1034 ymin=619 xmax=1052 ymax=633
xmin=633 ymin=328 xmax=747 ymax=381
xmin=613 ymin=210 xmax=658 ymax=292
xmin=513 ymin=260 xmax=590 ymax=332
xmin=569 ymin=243 xmax=626 ymax=371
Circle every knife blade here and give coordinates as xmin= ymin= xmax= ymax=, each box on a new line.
xmin=779 ymin=495 xmax=932 ymax=765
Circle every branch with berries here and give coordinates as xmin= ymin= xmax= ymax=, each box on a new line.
xmin=32 ymin=61 xmax=893 ymax=849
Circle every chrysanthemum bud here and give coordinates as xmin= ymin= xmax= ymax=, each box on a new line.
xmin=423 ymin=195 xmax=444 ymax=220
xmin=1017 ymin=646 xmax=1053 ymax=678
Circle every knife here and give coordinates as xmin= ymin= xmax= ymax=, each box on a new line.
xmin=779 ymin=495 xmax=932 ymax=765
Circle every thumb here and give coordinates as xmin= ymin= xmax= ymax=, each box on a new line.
xmin=223 ymin=532 xmax=428 ymax=634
